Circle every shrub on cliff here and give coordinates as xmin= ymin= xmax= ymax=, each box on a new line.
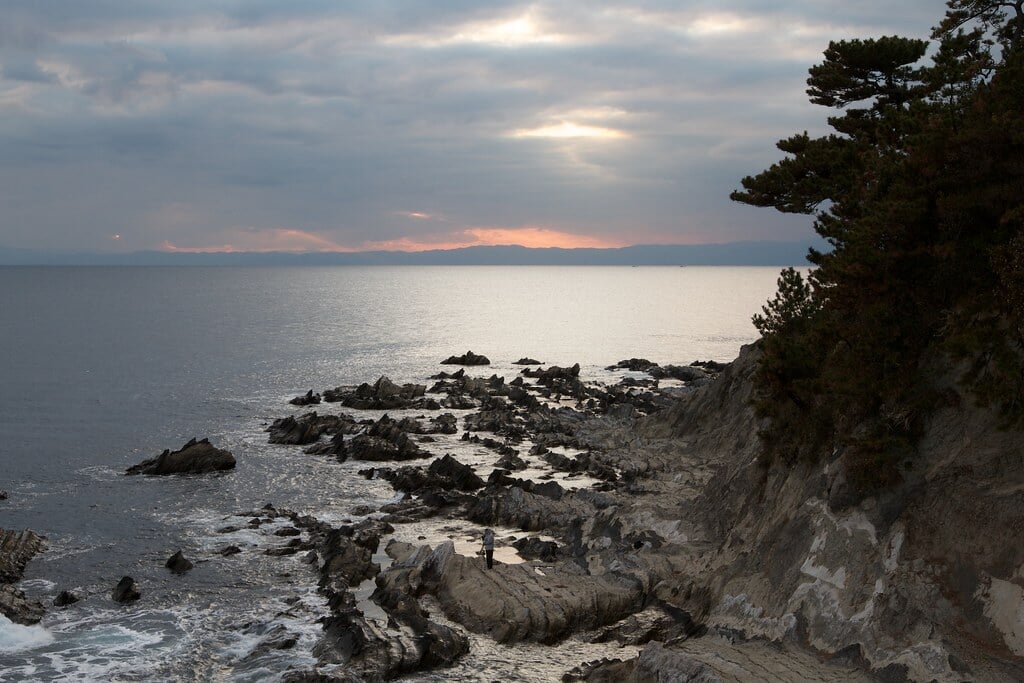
xmin=733 ymin=1 xmax=1024 ymax=491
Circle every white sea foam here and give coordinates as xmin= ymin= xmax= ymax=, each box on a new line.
xmin=0 ymin=615 xmax=55 ymax=653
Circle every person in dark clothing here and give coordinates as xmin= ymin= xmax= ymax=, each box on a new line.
xmin=482 ymin=528 xmax=495 ymax=569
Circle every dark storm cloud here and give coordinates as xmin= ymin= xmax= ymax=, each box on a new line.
xmin=0 ymin=1 xmax=940 ymax=252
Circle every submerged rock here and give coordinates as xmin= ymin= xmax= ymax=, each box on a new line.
xmin=126 ymin=438 xmax=235 ymax=475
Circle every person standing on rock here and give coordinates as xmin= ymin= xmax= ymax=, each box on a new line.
xmin=482 ymin=528 xmax=495 ymax=569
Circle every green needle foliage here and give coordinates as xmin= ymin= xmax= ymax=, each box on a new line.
xmin=733 ymin=1 xmax=1024 ymax=495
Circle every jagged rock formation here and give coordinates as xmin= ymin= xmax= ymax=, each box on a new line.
xmin=566 ymin=343 xmax=1024 ymax=682
xmin=0 ymin=529 xmax=46 ymax=625
xmin=126 ymin=438 xmax=235 ymax=475
xmin=440 ymin=350 xmax=490 ymax=365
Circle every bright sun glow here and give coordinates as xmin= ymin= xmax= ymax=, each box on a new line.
xmin=512 ymin=122 xmax=629 ymax=140
xmin=687 ymin=13 xmax=756 ymax=37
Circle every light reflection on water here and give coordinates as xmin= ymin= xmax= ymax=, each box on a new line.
xmin=0 ymin=266 xmax=787 ymax=680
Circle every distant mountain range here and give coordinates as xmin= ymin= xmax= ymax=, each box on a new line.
xmin=0 ymin=241 xmax=819 ymax=266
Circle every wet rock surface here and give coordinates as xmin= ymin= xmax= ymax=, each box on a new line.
xmin=126 ymin=437 xmax=236 ymax=475
xmin=112 ymin=576 xmax=141 ymax=604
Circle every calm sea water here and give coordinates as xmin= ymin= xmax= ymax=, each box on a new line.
xmin=0 ymin=265 xmax=783 ymax=681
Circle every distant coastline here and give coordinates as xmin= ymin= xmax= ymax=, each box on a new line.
xmin=0 ymin=241 xmax=820 ymax=267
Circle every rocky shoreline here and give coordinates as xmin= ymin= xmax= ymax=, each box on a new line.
xmin=5 ymin=347 xmax=1024 ymax=681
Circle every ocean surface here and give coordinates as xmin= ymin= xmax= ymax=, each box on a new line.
xmin=0 ymin=265 xmax=783 ymax=681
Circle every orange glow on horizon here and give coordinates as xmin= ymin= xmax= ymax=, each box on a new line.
xmin=357 ymin=226 xmax=626 ymax=251
xmin=159 ymin=225 xmax=628 ymax=253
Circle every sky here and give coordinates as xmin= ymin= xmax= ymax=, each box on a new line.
xmin=0 ymin=1 xmax=940 ymax=254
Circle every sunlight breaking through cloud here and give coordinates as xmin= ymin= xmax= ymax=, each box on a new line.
xmin=511 ymin=122 xmax=629 ymax=140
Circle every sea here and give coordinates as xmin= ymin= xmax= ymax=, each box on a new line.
xmin=0 ymin=265 xmax=783 ymax=681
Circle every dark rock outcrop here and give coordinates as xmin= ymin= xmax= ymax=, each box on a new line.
xmin=126 ymin=438 xmax=235 ymax=475
xmin=647 ymin=364 xmax=708 ymax=382
xmin=165 ymin=550 xmax=194 ymax=574
xmin=513 ymin=357 xmax=543 ymax=365
xmin=289 ymin=390 xmax=322 ymax=406
xmin=53 ymin=590 xmax=78 ymax=607
xmin=441 ymin=350 xmax=490 ymax=366
xmin=332 ymin=376 xmax=428 ymax=410
xmin=522 ymin=363 xmax=581 ymax=381
xmin=112 ymin=576 xmax=141 ymax=604
xmin=267 ymin=412 xmax=358 ymax=446
xmin=348 ymin=415 xmax=426 ymax=461
xmin=606 ymin=358 xmax=659 ymax=372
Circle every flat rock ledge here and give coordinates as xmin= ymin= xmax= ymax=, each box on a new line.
xmin=126 ymin=437 xmax=236 ymax=475
xmin=377 ymin=540 xmax=644 ymax=645
xmin=0 ymin=528 xmax=46 ymax=625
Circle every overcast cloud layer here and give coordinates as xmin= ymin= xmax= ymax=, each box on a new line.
xmin=0 ymin=1 xmax=939 ymax=253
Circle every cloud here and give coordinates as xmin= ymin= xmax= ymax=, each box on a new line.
xmin=0 ymin=1 xmax=940 ymax=252
xmin=161 ymin=227 xmax=350 ymax=253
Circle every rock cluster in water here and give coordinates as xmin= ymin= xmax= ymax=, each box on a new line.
xmin=10 ymin=344 xmax=1022 ymax=681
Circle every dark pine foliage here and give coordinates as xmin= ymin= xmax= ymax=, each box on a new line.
xmin=732 ymin=1 xmax=1024 ymax=494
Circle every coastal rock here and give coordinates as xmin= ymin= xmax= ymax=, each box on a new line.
xmin=267 ymin=412 xmax=356 ymax=446
xmin=165 ymin=550 xmax=194 ymax=574
xmin=336 ymin=376 xmax=427 ymax=410
xmin=303 ymin=432 xmax=348 ymax=460
xmin=319 ymin=529 xmax=379 ymax=588
xmin=513 ymin=357 xmax=543 ymax=365
xmin=0 ymin=528 xmax=45 ymax=584
xmin=595 ymin=343 xmax=1024 ymax=681
xmin=522 ymin=363 xmax=581 ymax=382
xmin=0 ymin=529 xmax=45 ymax=626
xmin=112 ymin=576 xmax=141 ymax=604
xmin=495 ymin=450 xmax=528 ymax=470
xmin=374 ymin=454 xmax=484 ymax=497
xmin=427 ymin=454 xmax=485 ymax=491
xmin=125 ymin=438 xmax=235 ymax=475
xmin=0 ymin=585 xmax=46 ymax=625
xmin=647 ymin=364 xmax=707 ymax=382
xmin=289 ymin=389 xmax=322 ymax=406
xmin=440 ymin=350 xmax=490 ymax=366
xmin=428 ymin=413 xmax=459 ymax=435
xmin=53 ymin=590 xmax=79 ymax=607
xmin=348 ymin=415 xmax=425 ymax=461
xmin=606 ymin=358 xmax=659 ymax=372
xmin=307 ymin=523 xmax=468 ymax=679
xmin=378 ymin=541 xmax=644 ymax=644
xmin=512 ymin=536 xmax=559 ymax=561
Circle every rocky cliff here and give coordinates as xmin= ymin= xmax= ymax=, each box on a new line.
xmin=573 ymin=343 xmax=1024 ymax=681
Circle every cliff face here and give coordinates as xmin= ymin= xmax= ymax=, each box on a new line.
xmin=619 ymin=343 xmax=1024 ymax=681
